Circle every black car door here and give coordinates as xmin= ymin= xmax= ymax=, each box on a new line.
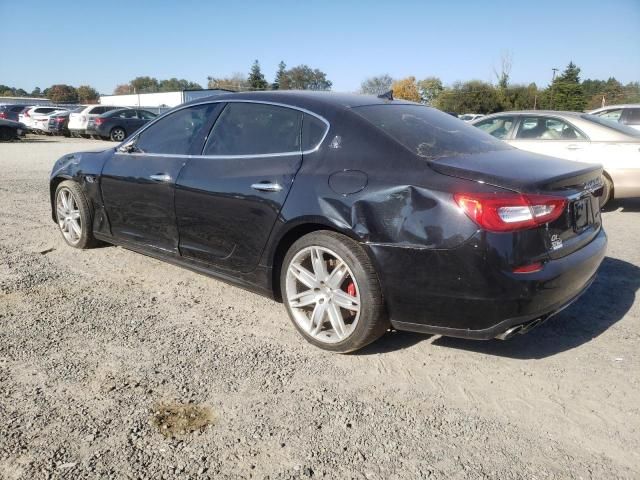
xmin=175 ymin=102 xmax=312 ymax=272
xmin=100 ymin=103 xmax=220 ymax=253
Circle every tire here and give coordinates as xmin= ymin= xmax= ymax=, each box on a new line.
xmin=110 ymin=127 xmax=126 ymax=142
xmin=599 ymin=175 xmax=613 ymax=209
xmin=54 ymin=180 xmax=99 ymax=249
xmin=0 ymin=127 xmax=14 ymax=141
xmin=281 ymin=231 xmax=389 ymax=353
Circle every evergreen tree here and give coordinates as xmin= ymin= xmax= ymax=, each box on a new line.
xmin=547 ymin=62 xmax=587 ymax=111
xmin=248 ymin=60 xmax=268 ymax=91
xmin=272 ymin=61 xmax=287 ymax=90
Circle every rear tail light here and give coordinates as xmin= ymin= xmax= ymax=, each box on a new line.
xmin=23 ymin=110 xmax=30 ymax=117
xmin=454 ymin=192 xmax=567 ymax=232
xmin=0 ymin=112 xmax=7 ymax=119
xmin=94 ymin=118 xmax=104 ymax=125
xmin=54 ymin=116 xmax=66 ymax=123
xmin=512 ymin=262 xmax=543 ymax=274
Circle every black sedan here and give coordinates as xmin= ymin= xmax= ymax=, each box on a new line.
xmin=0 ymin=118 xmax=27 ymax=141
xmin=49 ymin=91 xmax=606 ymax=352
xmin=87 ymin=108 xmax=157 ymax=141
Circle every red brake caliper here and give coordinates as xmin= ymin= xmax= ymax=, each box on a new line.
xmin=346 ymin=281 xmax=356 ymax=297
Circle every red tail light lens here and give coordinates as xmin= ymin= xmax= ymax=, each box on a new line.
xmin=454 ymin=192 xmax=567 ymax=232
xmin=0 ymin=112 xmax=7 ymax=119
xmin=94 ymin=118 xmax=104 ymax=125
xmin=54 ymin=116 xmax=66 ymax=123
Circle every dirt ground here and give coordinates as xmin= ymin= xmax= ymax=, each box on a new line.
xmin=1 ymin=136 xmax=639 ymax=480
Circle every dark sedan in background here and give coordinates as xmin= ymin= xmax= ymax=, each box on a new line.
xmin=49 ymin=91 xmax=606 ymax=352
xmin=0 ymin=104 xmax=31 ymax=122
xmin=87 ymin=108 xmax=157 ymax=141
xmin=0 ymin=118 xmax=27 ymax=141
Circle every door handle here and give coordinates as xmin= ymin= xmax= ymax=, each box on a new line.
xmin=251 ymin=182 xmax=282 ymax=192
xmin=149 ymin=174 xmax=171 ymax=182
xmin=566 ymin=144 xmax=583 ymax=150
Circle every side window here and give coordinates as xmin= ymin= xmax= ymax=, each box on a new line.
xmin=120 ymin=110 xmax=137 ymax=119
xmin=624 ymin=108 xmax=640 ymax=125
xmin=204 ymin=103 xmax=302 ymax=155
xmin=302 ymin=114 xmax=328 ymax=151
xmin=135 ymin=103 xmax=217 ymax=155
xmin=474 ymin=116 xmax=514 ymax=139
xmin=596 ymin=109 xmax=622 ymax=122
xmin=90 ymin=107 xmax=105 ymax=115
xmin=516 ymin=117 xmax=585 ymax=140
xmin=138 ymin=110 xmax=157 ymax=120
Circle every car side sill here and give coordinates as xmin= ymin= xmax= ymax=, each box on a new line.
xmin=93 ymin=233 xmax=275 ymax=299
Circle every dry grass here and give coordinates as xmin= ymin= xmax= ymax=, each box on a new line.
xmin=150 ymin=401 xmax=215 ymax=438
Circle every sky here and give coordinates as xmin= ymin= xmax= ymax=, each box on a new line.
xmin=1 ymin=0 xmax=639 ymax=95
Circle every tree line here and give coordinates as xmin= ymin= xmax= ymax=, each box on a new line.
xmin=362 ymin=62 xmax=640 ymax=113
xmin=2 ymin=59 xmax=637 ymax=112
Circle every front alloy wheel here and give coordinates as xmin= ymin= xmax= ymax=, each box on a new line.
xmin=56 ymin=187 xmax=82 ymax=245
xmin=54 ymin=180 xmax=98 ymax=249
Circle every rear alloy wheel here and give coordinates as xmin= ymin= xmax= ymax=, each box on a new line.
xmin=110 ymin=127 xmax=126 ymax=142
xmin=55 ymin=181 xmax=98 ymax=249
xmin=281 ymin=231 xmax=388 ymax=353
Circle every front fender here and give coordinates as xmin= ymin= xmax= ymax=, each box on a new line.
xmin=49 ymin=149 xmax=112 ymax=222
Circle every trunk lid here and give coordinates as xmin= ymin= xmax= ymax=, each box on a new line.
xmin=430 ymin=149 xmax=604 ymax=259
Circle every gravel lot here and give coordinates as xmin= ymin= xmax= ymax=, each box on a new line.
xmin=1 ymin=136 xmax=639 ymax=479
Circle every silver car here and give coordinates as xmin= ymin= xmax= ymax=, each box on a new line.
xmin=472 ymin=111 xmax=640 ymax=206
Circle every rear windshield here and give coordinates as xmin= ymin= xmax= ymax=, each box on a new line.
xmin=353 ymin=104 xmax=509 ymax=160
xmin=581 ymin=114 xmax=640 ymax=138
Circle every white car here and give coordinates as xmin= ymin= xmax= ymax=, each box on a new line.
xmin=472 ymin=111 xmax=640 ymax=206
xmin=458 ymin=113 xmax=485 ymax=122
xmin=19 ymin=106 xmax=69 ymax=131
xmin=68 ymin=105 xmax=122 ymax=137
xmin=588 ymin=104 xmax=640 ymax=131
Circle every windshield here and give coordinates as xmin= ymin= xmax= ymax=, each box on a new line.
xmin=581 ymin=114 xmax=640 ymax=138
xmin=353 ymin=104 xmax=510 ymax=160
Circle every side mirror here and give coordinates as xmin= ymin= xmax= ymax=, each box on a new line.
xmin=117 ymin=139 xmax=138 ymax=154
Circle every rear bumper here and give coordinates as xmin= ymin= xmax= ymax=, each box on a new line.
xmin=368 ymin=228 xmax=607 ymax=340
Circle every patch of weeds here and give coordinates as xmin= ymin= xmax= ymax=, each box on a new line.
xmin=151 ymin=401 xmax=215 ymax=438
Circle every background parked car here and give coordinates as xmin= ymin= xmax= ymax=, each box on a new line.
xmin=0 ymin=104 xmax=32 ymax=122
xmin=472 ymin=111 xmax=640 ymax=206
xmin=42 ymin=111 xmax=71 ymax=136
xmin=0 ymin=118 xmax=27 ymax=141
xmin=68 ymin=105 xmax=122 ymax=138
xmin=19 ymin=106 xmax=69 ymax=131
xmin=87 ymin=108 xmax=157 ymax=141
xmin=459 ymin=113 xmax=485 ymax=122
xmin=588 ymin=104 xmax=640 ymax=131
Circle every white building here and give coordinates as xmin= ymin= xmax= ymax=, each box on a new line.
xmin=98 ymin=89 xmax=229 ymax=109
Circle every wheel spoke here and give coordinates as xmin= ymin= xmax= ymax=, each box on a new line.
xmin=310 ymin=247 xmax=328 ymax=281
xmin=56 ymin=206 xmax=66 ymax=219
xmin=70 ymin=210 xmax=81 ymax=220
xmin=327 ymin=261 xmax=348 ymax=289
xmin=60 ymin=191 xmax=69 ymax=210
xmin=332 ymin=290 xmax=360 ymax=312
xmin=289 ymin=290 xmax=318 ymax=308
xmin=327 ymin=303 xmax=346 ymax=339
xmin=309 ymin=301 xmax=328 ymax=335
xmin=290 ymin=262 xmax=318 ymax=289
xmin=70 ymin=219 xmax=81 ymax=238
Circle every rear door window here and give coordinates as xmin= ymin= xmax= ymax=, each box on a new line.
xmin=203 ymin=102 xmax=302 ymax=155
xmin=474 ymin=116 xmax=515 ymax=139
xmin=515 ymin=117 xmax=586 ymax=140
xmin=138 ymin=110 xmax=157 ymax=120
xmin=596 ymin=109 xmax=622 ymax=122
xmin=353 ymin=104 xmax=508 ymax=160
xmin=135 ymin=103 xmax=218 ymax=155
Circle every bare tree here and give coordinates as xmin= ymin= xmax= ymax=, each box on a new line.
xmin=493 ymin=51 xmax=513 ymax=89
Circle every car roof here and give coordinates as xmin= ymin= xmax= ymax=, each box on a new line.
xmin=181 ymin=90 xmax=415 ymax=112
xmin=589 ymin=104 xmax=640 ymax=112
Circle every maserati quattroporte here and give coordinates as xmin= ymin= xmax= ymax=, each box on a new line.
xmin=50 ymin=91 xmax=606 ymax=352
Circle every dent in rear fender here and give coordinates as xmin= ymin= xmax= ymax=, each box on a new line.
xmin=319 ymin=185 xmax=478 ymax=249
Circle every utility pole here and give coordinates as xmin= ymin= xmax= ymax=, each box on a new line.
xmin=550 ymin=68 xmax=559 ymax=110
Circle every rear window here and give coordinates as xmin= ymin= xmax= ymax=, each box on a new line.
xmin=353 ymin=104 xmax=509 ymax=160
xmin=581 ymin=114 xmax=640 ymax=138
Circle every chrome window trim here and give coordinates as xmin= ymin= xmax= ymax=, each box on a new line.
xmin=116 ymin=98 xmax=331 ymax=158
